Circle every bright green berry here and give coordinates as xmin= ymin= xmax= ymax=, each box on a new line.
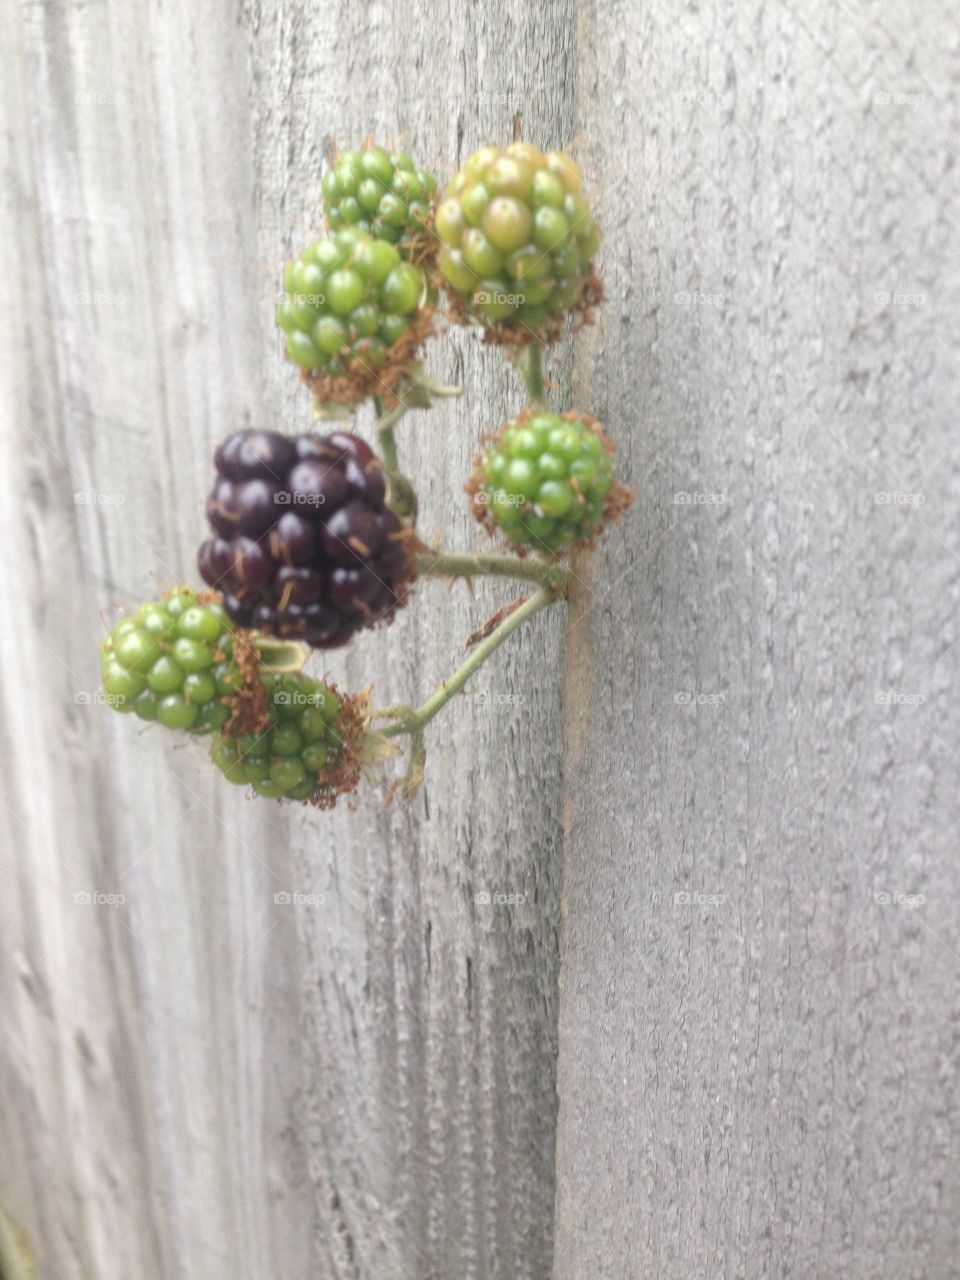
xmin=437 ymin=142 xmax=601 ymax=335
xmin=210 ymin=673 xmax=349 ymax=803
xmin=323 ymin=145 xmax=437 ymax=256
xmin=100 ymin=588 xmax=239 ymax=734
xmin=277 ymin=229 xmax=430 ymax=401
xmin=470 ymin=411 xmax=618 ymax=552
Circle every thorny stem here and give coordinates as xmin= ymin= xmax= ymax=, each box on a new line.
xmin=415 ymin=549 xmax=569 ymax=593
xmin=379 ymin=587 xmax=558 ymax=738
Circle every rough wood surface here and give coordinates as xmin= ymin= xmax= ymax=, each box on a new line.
xmin=3 ymin=1 xmax=958 ymax=1278
xmin=0 ymin=2 xmax=575 ymax=1277
xmin=556 ymin=1 xmax=960 ymax=1276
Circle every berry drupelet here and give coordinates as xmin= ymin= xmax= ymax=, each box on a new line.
xmin=197 ymin=429 xmax=414 ymax=649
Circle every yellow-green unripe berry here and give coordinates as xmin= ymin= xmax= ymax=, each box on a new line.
xmin=437 ymin=142 xmax=601 ymax=335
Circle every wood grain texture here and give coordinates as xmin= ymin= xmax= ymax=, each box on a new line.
xmin=0 ymin=1 xmax=576 ymax=1277
xmin=4 ymin=1 xmax=958 ymax=1277
xmin=555 ymin=0 xmax=960 ymax=1277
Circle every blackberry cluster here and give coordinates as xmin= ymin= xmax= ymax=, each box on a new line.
xmin=100 ymin=588 xmax=239 ymax=732
xmin=322 ymin=146 xmax=437 ymax=253
xmin=435 ymin=142 xmax=602 ymax=336
xmin=197 ymin=429 xmax=413 ymax=649
xmin=276 ymin=227 xmax=427 ymax=393
xmin=211 ymin=673 xmax=346 ymax=801
xmin=469 ymin=411 xmax=616 ymax=553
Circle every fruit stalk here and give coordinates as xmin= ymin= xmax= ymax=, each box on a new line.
xmin=522 ymin=343 xmax=546 ymax=404
xmin=380 ymin=586 xmax=557 ymax=737
xmin=415 ymin=549 xmax=568 ymax=592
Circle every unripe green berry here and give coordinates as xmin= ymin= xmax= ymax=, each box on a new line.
xmin=210 ymin=673 xmax=349 ymax=803
xmin=470 ymin=411 xmax=619 ymax=552
xmin=100 ymin=588 xmax=241 ymax=735
xmin=278 ymin=229 xmax=430 ymax=402
xmin=322 ymin=145 xmax=436 ymax=256
xmin=438 ymin=142 xmax=601 ymax=336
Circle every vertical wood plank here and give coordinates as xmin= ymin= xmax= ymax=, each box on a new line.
xmin=555 ymin=1 xmax=960 ymax=1276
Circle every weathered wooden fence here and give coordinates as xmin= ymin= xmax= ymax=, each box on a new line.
xmin=1 ymin=1 xmax=957 ymax=1278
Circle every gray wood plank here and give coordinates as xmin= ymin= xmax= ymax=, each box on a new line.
xmin=555 ymin=0 xmax=960 ymax=1276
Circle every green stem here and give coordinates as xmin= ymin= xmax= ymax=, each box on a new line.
xmin=523 ymin=343 xmax=546 ymax=404
xmin=415 ymin=549 xmax=568 ymax=593
xmin=381 ymin=587 xmax=557 ymax=737
xmin=374 ymin=396 xmax=404 ymax=470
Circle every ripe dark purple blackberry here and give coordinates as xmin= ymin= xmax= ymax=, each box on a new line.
xmin=197 ymin=429 xmax=414 ymax=649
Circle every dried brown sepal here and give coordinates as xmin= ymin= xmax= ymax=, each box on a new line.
xmin=297 ymin=307 xmax=436 ymax=412
xmin=309 ymin=684 xmax=370 ymax=810
xmin=402 ymin=200 xmax=440 ymax=275
xmin=443 ymin=263 xmax=604 ymax=348
xmin=222 ymin=631 xmax=270 ymax=738
xmin=466 ymin=407 xmax=633 ymax=556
